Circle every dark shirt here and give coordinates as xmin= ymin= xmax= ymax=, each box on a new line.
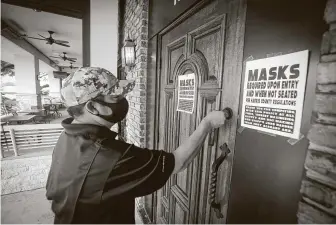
xmin=46 ymin=118 xmax=175 ymax=224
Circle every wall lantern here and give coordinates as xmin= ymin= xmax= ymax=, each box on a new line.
xmin=122 ymin=35 xmax=136 ymax=68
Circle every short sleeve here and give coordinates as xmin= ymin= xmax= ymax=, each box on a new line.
xmin=102 ymin=145 xmax=175 ymax=200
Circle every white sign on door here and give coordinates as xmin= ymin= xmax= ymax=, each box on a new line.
xmin=241 ymin=50 xmax=309 ymax=139
xmin=177 ymin=73 xmax=196 ymax=114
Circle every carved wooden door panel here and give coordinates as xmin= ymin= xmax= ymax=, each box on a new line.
xmin=155 ymin=0 xmax=246 ymax=224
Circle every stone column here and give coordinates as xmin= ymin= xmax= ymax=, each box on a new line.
xmin=119 ymin=0 xmax=150 ymax=222
xmin=297 ymin=0 xmax=336 ymax=223
xmin=15 ymin=54 xmax=41 ymax=111
xmin=120 ymin=0 xmax=149 ymax=148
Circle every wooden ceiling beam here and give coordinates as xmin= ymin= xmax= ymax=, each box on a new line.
xmin=1 ymin=0 xmax=84 ymax=19
xmin=1 ymin=20 xmax=60 ymax=70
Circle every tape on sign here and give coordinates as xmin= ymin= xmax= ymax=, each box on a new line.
xmin=245 ymin=55 xmax=254 ymax=62
xmin=267 ymin=52 xmax=282 ymax=58
xmin=237 ymin=126 xmax=245 ymax=134
xmin=287 ymin=133 xmax=304 ymax=145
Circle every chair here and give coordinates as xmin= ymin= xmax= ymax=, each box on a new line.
xmin=50 ymin=104 xmax=62 ymax=118
xmin=43 ymin=104 xmax=51 ymax=116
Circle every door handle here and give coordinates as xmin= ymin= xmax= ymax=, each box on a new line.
xmin=208 ymin=107 xmax=233 ymax=146
xmin=209 ymin=143 xmax=231 ymax=218
xmin=208 ymin=107 xmax=232 ymax=219
xmin=222 ymin=107 xmax=233 ymax=121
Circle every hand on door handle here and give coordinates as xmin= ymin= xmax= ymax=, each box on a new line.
xmin=222 ymin=107 xmax=233 ymax=120
xmin=208 ymin=107 xmax=233 ymax=146
xmin=207 ymin=107 xmax=232 ymax=218
xmin=209 ymin=143 xmax=231 ymax=219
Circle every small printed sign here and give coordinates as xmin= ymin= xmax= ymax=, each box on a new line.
xmin=177 ymin=73 xmax=196 ymax=114
xmin=241 ymin=50 xmax=309 ymax=139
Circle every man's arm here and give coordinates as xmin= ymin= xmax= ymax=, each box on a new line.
xmin=172 ymin=111 xmax=226 ymax=174
xmin=103 ymin=111 xmax=227 ymax=198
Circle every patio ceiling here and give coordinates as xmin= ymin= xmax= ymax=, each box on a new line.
xmin=1 ymin=0 xmax=85 ymax=19
xmin=1 ymin=3 xmax=82 ymax=68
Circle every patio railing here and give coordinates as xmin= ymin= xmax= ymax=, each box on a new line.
xmin=1 ymin=123 xmax=63 ymax=158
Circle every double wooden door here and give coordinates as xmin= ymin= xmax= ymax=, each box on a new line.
xmin=154 ymin=0 xmax=246 ymax=223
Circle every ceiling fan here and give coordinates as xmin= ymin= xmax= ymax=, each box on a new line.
xmin=22 ymin=31 xmax=70 ymax=47
xmin=50 ymin=52 xmax=77 ymax=63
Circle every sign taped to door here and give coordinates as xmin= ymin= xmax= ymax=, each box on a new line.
xmin=241 ymin=50 xmax=309 ymax=139
xmin=177 ymin=73 xmax=196 ymax=114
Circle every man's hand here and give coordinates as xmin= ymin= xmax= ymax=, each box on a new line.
xmin=203 ymin=110 xmax=227 ymax=129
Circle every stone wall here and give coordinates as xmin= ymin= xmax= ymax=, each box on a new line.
xmin=119 ymin=0 xmax=149 ymax=148
xmin=1 ymin=155 xmax=52 ymax=195
xmin=297 ymin=0 xmax=336 ymax=223
xmin=119 ymin=0 xmax=150 ymax=222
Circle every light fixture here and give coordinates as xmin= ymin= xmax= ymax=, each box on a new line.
xmin=122 ymin=35 xmax=136 ymax=68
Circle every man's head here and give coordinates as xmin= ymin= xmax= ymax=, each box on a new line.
xmin=61 ymin=67 xmax=135 ymax=127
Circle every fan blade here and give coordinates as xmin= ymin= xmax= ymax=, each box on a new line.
xmin=55 ymin=42 xmax=70 ymax=47
xmin=38 ymin=34 xmax=47 ymax=39
xmin=54 ymin=40 xmax=69 ymax=44
xmin=68 ymin=59 xmax=76 ymax=62
xmin=49 ymin=56 xmax=61 ymax=58
xmin=24 ymin=36 xmax=45 ymax=41
xmin=67 ymin=57 xmax=77 ymax=60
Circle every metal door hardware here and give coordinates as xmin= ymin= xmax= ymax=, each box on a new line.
xmin=209 ymin=143 xmax=231 ymax=218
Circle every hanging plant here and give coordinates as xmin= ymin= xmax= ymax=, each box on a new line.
xmin=1 ymin=67 xmax=14 ymax=77
xmin=1 ymin=61 xmax=14 ymax=77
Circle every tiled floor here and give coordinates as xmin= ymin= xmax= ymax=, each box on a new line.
xmin=1 ymin=188 xmax=143 ymax=224
xmin=1 ymin=188 xmax=54 ymax=224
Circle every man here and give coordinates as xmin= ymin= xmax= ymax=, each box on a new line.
xmin=46 ymin=67 xmax=228 ymax=224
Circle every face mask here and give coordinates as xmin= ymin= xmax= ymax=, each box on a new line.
xmin=96 ymin=97 xmax=129 ymax=123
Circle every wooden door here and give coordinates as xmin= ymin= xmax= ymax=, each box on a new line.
xmin=155 ymin=0 xmax=246 ymax=223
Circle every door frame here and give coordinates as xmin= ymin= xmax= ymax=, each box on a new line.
xmin=151 ymin=0 xmax=247 ymax=223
